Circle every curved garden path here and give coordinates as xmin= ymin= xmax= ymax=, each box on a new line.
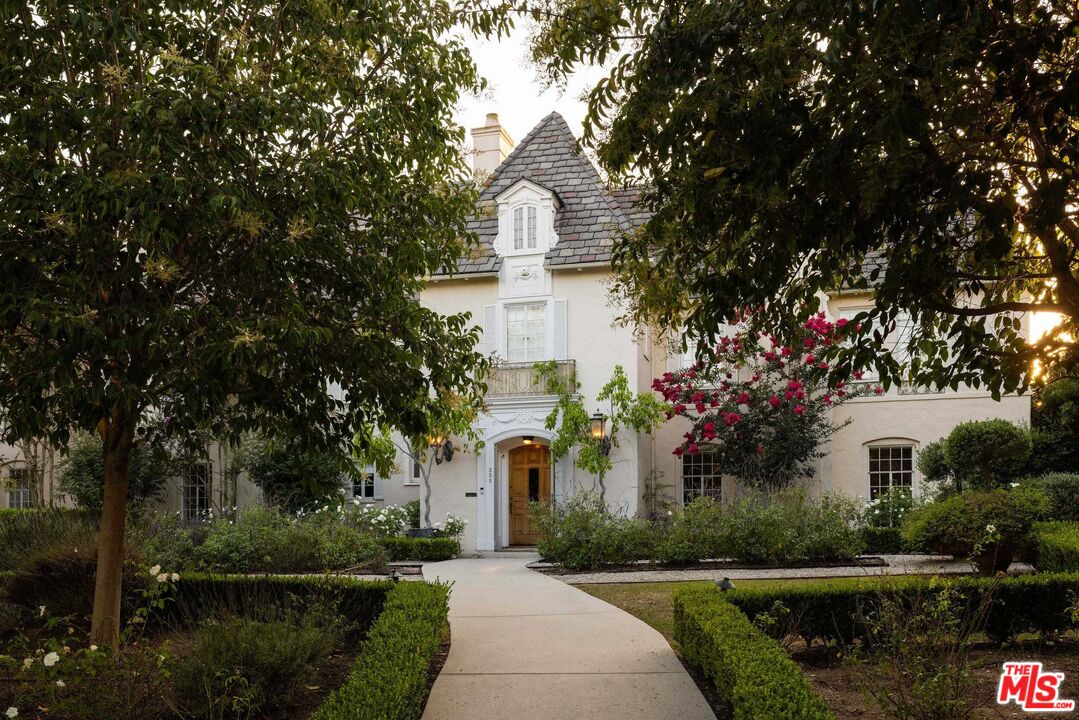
xmin=420 ymin=553 xmax=715 ymax=720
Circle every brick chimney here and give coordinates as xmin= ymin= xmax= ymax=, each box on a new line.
xmin=470 ymin=113 xmax=514 ymax=177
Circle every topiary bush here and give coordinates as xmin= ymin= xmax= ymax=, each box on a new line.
xmin=916 ymin=439 xmax=952 ymax=489
xmin=675 ymin=585 xmax=835 ymax=719
xmin=943 ymin=419 xmax=1032 ymax=490
xmin=902 ymin=486 xmax=1049 ymax=574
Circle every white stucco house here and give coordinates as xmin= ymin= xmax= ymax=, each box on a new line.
xmin=0 ymin=111 xmax=1031 ymax=555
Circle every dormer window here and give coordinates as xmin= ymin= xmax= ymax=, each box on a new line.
xmin=494 ymin=179 xmax=560 ymax=258
xmin=513 ymin=205 xmax=538 ymax=251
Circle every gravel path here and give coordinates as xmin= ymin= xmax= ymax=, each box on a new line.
xmin=545 ymin=555 xmax=1034 ymax=585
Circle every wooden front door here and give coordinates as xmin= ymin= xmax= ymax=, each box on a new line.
xmin=508 ymin=444 xmax=551 ymax=546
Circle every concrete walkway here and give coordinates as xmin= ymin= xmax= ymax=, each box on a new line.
xmin=421 ymin=553 xmax=715 ymax=720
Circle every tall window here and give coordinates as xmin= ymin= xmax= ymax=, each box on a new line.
xmin=353 ymin=470 xmax=376 ymax=500
xmin=182 ymin=463 xmax=211 ymax=521
xmin=867 ymin=444 xmax=913 ymax=499
xmin=7 ymin=467 xmax=30 ymax=509
xmin=406 ymin=454 xmax=422 ymax=485
xmin=682 ymin=453 xmax=722 ymax=505
xmin=512 ymin=205 xmax=538 ymax=251
xmin=506 ymin=303 xmax=546 ymax=362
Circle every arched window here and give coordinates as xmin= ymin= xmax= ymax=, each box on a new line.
xmin=512 ymin=204 xmax=538 ymax=251
xmin=864 ymin=439 xmax=918 ymax=499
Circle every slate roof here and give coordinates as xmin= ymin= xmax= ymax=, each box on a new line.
xmin=447 ymin=112 xmax=647 ymax=276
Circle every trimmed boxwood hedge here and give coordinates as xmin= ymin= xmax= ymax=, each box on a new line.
xmin=312 ymin=580 xmax=450 ymax=720
xmin=724 ymin=572 xmax=1079 ymax=645
xmin=382 ymin=536 xmax=459 ymax=562
xmin=675 ymin=586 xmax=834 ymax=720
xmin=174 ymin=573 xmax=392 ymax=629
xmin=859 ymin=526 xmax=907 ymax=554
xmin=1034 ymin=522 xmax=1079 ymax=572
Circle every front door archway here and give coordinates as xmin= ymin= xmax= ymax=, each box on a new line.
xmin=508 ymin=444 xmax=550 ymax=546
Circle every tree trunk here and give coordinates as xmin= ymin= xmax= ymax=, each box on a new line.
xmin=90 ymin=414 xmax=136 ymax=649
xmin=422 ymin=471 xmax=432 ymax=528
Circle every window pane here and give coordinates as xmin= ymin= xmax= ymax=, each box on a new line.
xmin=867 ymin=444 xmax=914 ymax=499
xmin=513 ymin=208 xmax=523 ymax=250
xmin=682 ymin=452 xmax=722 ymax=506
xmin=506 ymin=303 xmax=546 ymax=362
xmin=527 ymin=206 xmax=537 ymax=248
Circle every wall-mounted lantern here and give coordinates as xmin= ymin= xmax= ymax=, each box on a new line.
xmin=590 ymin=412 xmax=612 ymax=457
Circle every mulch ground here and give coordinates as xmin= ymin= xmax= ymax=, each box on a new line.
xmin=797 ymin=640 xmax=1079 ymax=719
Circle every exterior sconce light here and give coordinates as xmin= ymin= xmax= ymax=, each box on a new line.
xmin=429 ymin=435 xmax=454 ymax=465
xmin=590 ymin=412 xmax=612 ymax=457
xmin=522 ymin=435 xmax=534 ymax=445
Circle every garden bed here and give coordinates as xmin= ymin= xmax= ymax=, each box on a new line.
xmin=798 ymin=640 xmax=1079 ymax=719
xmin=528 ymin=556 xmax=887 ymax=575
xmin=2 ymin=574 xmax=450 ymax=720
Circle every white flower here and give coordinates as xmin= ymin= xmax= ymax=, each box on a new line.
xmin=170 ymin=573 xmax=180 ymax=582
xmin=5 ymin=707 xmax=18 ymax=718
xmin=55 ymin=680 xmax=65 ymax=688
xmin=21 ymin=658 xmax=32 ymax=670
xmin=38 ymin=606 xmax=46 ymax=617
xmin=156 ymin=573 xmax=168 ymax=583
xmin=88 ymin=645 xmax=98 ymax=652
xmin=148 ymin=564 xmax=161 ymax=576
xmin=43 ymin=652 xmax=59 ymax=667
xmin=1010 ymin=482 xmax=1020 ymax=488
xmin=986 ymin=524 xmax=997 ymax=533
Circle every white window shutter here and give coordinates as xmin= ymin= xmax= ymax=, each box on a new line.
xmin=550 ymin=300 xmax=567 ymax=360
xmin=482 ymin=304 xmax=497 ymax=358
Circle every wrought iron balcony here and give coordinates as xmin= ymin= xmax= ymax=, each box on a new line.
xmin=486 ymin=360 xmax=576 ymax=398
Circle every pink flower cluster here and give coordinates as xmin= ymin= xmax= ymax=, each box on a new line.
xmin=655 ymin=313 xmax=880 ymax=457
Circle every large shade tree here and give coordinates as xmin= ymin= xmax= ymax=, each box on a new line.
xmin=509 ymin=0 xmax=1079 ymax=393
xmin=0 ymin=0 xmax=485 ymax=646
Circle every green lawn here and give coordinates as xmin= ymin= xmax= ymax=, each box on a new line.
xmin=578 ymin=576 xmax=894 ymax=643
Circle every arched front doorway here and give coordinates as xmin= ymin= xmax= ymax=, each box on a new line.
xmin=508 ymin=443 xmax=551 ymax=546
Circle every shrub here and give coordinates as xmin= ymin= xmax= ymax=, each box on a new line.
xmin=1026 ymin=473 xmax=1079 ymax=521
xmin=720 ymin=488 xmax=864 ymax=564
xmin=1034 ymin=522 xmax=1079 ymax=572
xmin=404 ymin=500 xmax=421 ymax=529
xmin=860 ymin=526 xmax=907 ymax=554
xmin=657 ymin=496 xmax=726 ymax=564
xmin=902 ymin=487 xmax=1048 ymax=572
xmin=1028 ymin=379 xmax=1079 ymax=475
xmin=724 ymin=572 xmax=1079 ymax=645
xmin=674 ymin=586 xmax=834 ymax=719
xmin=172 ymin=600 xmax=345 ymax=718
xmin=236 ymin=434 xmax=351 ymax=513
xmin=311 ymin=581 xmax=449 ymax=720
xmin=195 ymin=505 xmax=291 ymax=573
xmin=863 ymin=487 xmax=916 ymax=528
xmin=382 ymin=537 xmax=459 ymax=562
xmin=134 ymin=512 xmax=195 ymax=573
xmin=943 ymin=419 xmax=1032 ymax=490
xmin=532 ymin=492 xmax=654 ymax=570
xmin=0 ymin=508 xmax=97 ymax=571
xmin=312 ymin=522 xmax=387 ymax=571
xmin=57 ymin=431 xmax=169 ymax=510
xmin=916 ymin=439 xmax=952 ymax=488
xmin=340 ymin=503 xmax=410 ymax=539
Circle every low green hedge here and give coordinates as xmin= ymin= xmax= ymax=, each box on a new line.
xmin=1034 ymin=522 xmax=1079 ymax=572
xmin=859 ymin=526 xmax=906 ymax=554
xmin=382 ymin=536 xmax=459 ymax=562
xmin=174 ymin=573 xmax=392 ymax=630
xmin=725 ymin=572 xmax=1079 ymax=645
xmin=675 ymin=586 xmax=834 ymax=719
xmin=312 ymin=581 xmax=450 ymax=720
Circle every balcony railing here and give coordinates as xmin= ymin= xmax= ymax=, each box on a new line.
xmin=486 ymin=360 xmax=576 ymax=398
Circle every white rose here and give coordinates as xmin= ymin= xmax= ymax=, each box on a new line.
xmin=5 ymin=707 xmax=18 ymax=718
xmin=148 ymin=565 xmax=162 ymax=576
xmin=156 ymin=573 xmax=168 ymax=583
xmin=21 ymin=658 xmax=32 ymax=670
xmin=170 ymin=573 xmax=180 ymax=582
xmin=56 ymin=680 xmax=65 ymax=688
xmin=43 ymin=652 xmax=59 ymax=667
xmin=986 ymin=524 xmax=997 ymax=533
xmin=38 ymin=606 xmax=46 ymax=617
xmin=89 ymin=645 xmax=98 ymax=652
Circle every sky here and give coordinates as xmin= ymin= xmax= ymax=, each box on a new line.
xmin=453 ymin=23 xmax=608 ymax=147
